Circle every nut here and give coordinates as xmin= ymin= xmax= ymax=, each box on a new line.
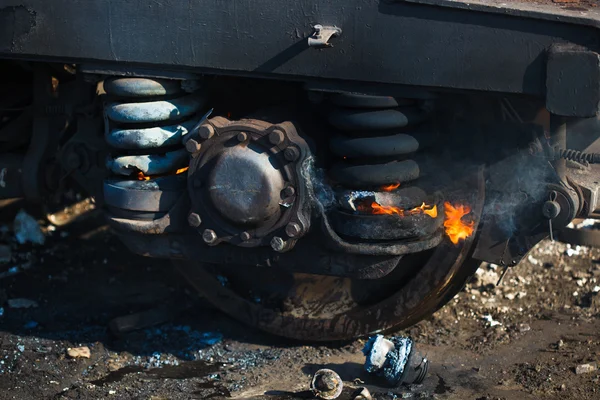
xmin=188 ymin=213 xmax=202 ymax=227
xmin=198 ymin=124 xmax=215 ymax=139
xmin=202 ymin=229 xmax=218 ymax=245
xmin=310 ymin=369 xmax=343 ymax=400
xmin=285 ymin=222 xmax=302 ymax=238
xmin=282 ymin=186 xmax=295 ymax=197
xmin=284 ymin=146 xmax=300 ymax=162
xmin=185 ymin=138 xmax=202 ymax=153
xmin=237 ymin=132 xmax=248 ymax=142
xmin=269 ymin=129 xmax=285 ymax=145
xmin=240 ymin=231 xmax=251 ymax=241
xmin=270 ymin=236 xmax=286 ymax=252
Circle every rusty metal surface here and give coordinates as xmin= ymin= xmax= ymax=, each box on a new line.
xmin=175 ymin=167 xmax=485 ymax=340
xmin=187 ymin=117 xmax=313 ymax=250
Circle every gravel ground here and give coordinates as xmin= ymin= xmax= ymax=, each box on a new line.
xmin=1 ymin=199 xmax=600 ymax=400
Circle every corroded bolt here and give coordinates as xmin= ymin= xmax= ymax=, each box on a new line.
xmin=198 ymin=124 xmax=215 ymax=139
xmin=188 ymin=213 xmax=202 ymax=227
xmin=202 ymin=229 xmax=218 ymax=244
xmin=285 ymin=222 xmax=302 ymax=238
xmin=270 ymin=236 xmax=286 ymax=252
xmin=282 ymin=186 xmax=295 ymax=198
xmin=284 ymin=146 xmax=300 ymax=162
xmin=269 ymin=130 xmax=285 ymax=145
xmin=310 ymin=369 xmax=343 ymax=400
xmin=237 ymin=132 xmax=248 ymax=142
xmin=240 ymin=231 xmax=251 ymax=241
xmin=185 ymin=138 xmax=202 ymax=153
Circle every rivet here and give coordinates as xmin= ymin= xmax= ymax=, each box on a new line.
xmin=270 ymin=236 xmax=286 ymax=252
xmin=237 ymin=132 xmax=248 ymax=142
xmin=284 ymin=146 xmax=300 ymax=162
xmin=285 ymin=222 xmax=302 ymax=238
xmin=185 ymin=138 xmax=202 ymax=153
xmin=269 ymin=130 xmax=285 ymax=145
xmin=240 ymin=231 xmax=251 ymax=241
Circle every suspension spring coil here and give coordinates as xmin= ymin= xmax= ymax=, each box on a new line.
xmin=324 ymin=91 xmax=443 ymax=242
xmin=102 ymin=76 xmax=208 ymax=215
xmin=552 ymin=148 xmax=600 ymax=164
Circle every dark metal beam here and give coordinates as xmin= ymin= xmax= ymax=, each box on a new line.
xmin=0 ymin=0 xmax=599 ymax=96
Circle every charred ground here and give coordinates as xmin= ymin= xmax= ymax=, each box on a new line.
xmin=1 ymin=199 xmax=600 ymax=400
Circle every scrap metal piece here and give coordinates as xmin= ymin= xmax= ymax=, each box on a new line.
xmin=362 ymin=334 xmax=429 ymax=386
xmin=308 ymin=25 xmax=342 ymax=48
xmin=352 ymin=387 xmax=372 ymax=400
xmin=310 ymin=369 xmax=343 ymax=400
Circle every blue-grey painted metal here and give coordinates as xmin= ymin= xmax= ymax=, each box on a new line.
xmin=103 ymin=77 xmax=184 ymax=98
xmin=106 ymin=149 xmax=188 ymax=176
xmin=106 ymin=116 xmax=201 ymax=149
xmin=105 ymin=93 xmax=206 ymax=124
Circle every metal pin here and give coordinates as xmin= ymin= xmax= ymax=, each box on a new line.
xmin=497 ymin=266 xmax=509 ymax=286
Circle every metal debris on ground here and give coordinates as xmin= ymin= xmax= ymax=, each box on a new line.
xmin=310 ymin=369 xmax=344 ymax=399
xmin=7 ymin=298 xmax=39 ymax=309
xmin=13 ymin=209 xmax=45 ymax=245
xmin=575 ymin=363 xmax=597 ymax=374
xmin=67 ymin=346 xmax=91 ymax=359
xmin=362 ymin=335 xmax=429 ymax=387
xmin=352 ymin=387 xmax=372 ymax=400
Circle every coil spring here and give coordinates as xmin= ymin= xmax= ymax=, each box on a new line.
xmin=102 ymin=76 xmax=208 ymax=214
xmin=326 ymin=92 xmax=433 ymax=208
xmin=554 ymin=148 xmax=600 ymax=164
xmin=103 ymin=77 xmax=208 ymax=178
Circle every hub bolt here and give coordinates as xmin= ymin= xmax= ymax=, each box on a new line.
xmin=240 ymin=231 xmax=251 ymax=241
xmin=284 ymin=146 xmax=300 ymax=162
xmin=203 ymin=229 xmax=218 ymax=245
xmin=237 ymin=132 xmax=248 ymax=142
xmin=270 ymin=236 xmax=286 ymax=252
xmin=185 ymin=138 xmax=202 ymax=154
xmin=188 ymin=213 xmax=202 ymax=227
xmin=282 ymin=186 xmax=295 ymax=198
xmin=285 ymin=222 xmax=302 ymax=238
xmin=269 ymin=129 xmax=285 ymax=145
xmin=198 ymin=124 xmax=215 ymax=139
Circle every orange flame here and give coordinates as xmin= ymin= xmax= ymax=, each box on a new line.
xmin=443 ymin=201 xmax=475 ymax=244
xmin=381 ymin=182 xmax=400 ymax=192
xmin=368 ymin=202 xmax=437 ymax=218
xmin=137 ymin=167 xmax=189 ymax=181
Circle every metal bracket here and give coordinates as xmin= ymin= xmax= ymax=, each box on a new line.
xmin=308 ymin=25 xmax=341 ymax=48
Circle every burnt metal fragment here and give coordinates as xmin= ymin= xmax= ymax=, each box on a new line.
xmin=310 ymin=369 xmax=343 ymax=399
xmin=363 ymin=334 xmax=429 ymax=386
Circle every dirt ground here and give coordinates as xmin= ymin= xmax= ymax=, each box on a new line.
xmin=2 ymin=198 xmax=600 ymax=400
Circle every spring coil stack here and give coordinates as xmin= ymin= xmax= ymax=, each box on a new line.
xmin=102 ymin=76 xmax=208 ymax=218
xmin=324 ymin=92 xmax=443 ymax=242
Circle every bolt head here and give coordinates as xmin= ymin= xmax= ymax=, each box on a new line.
xmin=203 ymin=229 xmax=218 ymax=244
xmin=185 ymin=138 xmax=202 ymax=153
xmin=269 ymin=130 xmax=285 ymax=145
xmin=188 ymin=213 xmax=202 ymax=227
xmin=198 ymin=124 xmax=215 ymax=139
xmin=237 ymin=132 xmax=248 ymax=142
xmin=285 ymin=222 xmax=302 ymax=238
xmin=240 ymin=231 xmax=251 ymax=241
xmin=270 ymin=236 xmax=285 ymax=252
xmin=282 ymin=186 xmax=296 ymax=198
xmin=284 ymin=146 xmax=300 ymax=162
